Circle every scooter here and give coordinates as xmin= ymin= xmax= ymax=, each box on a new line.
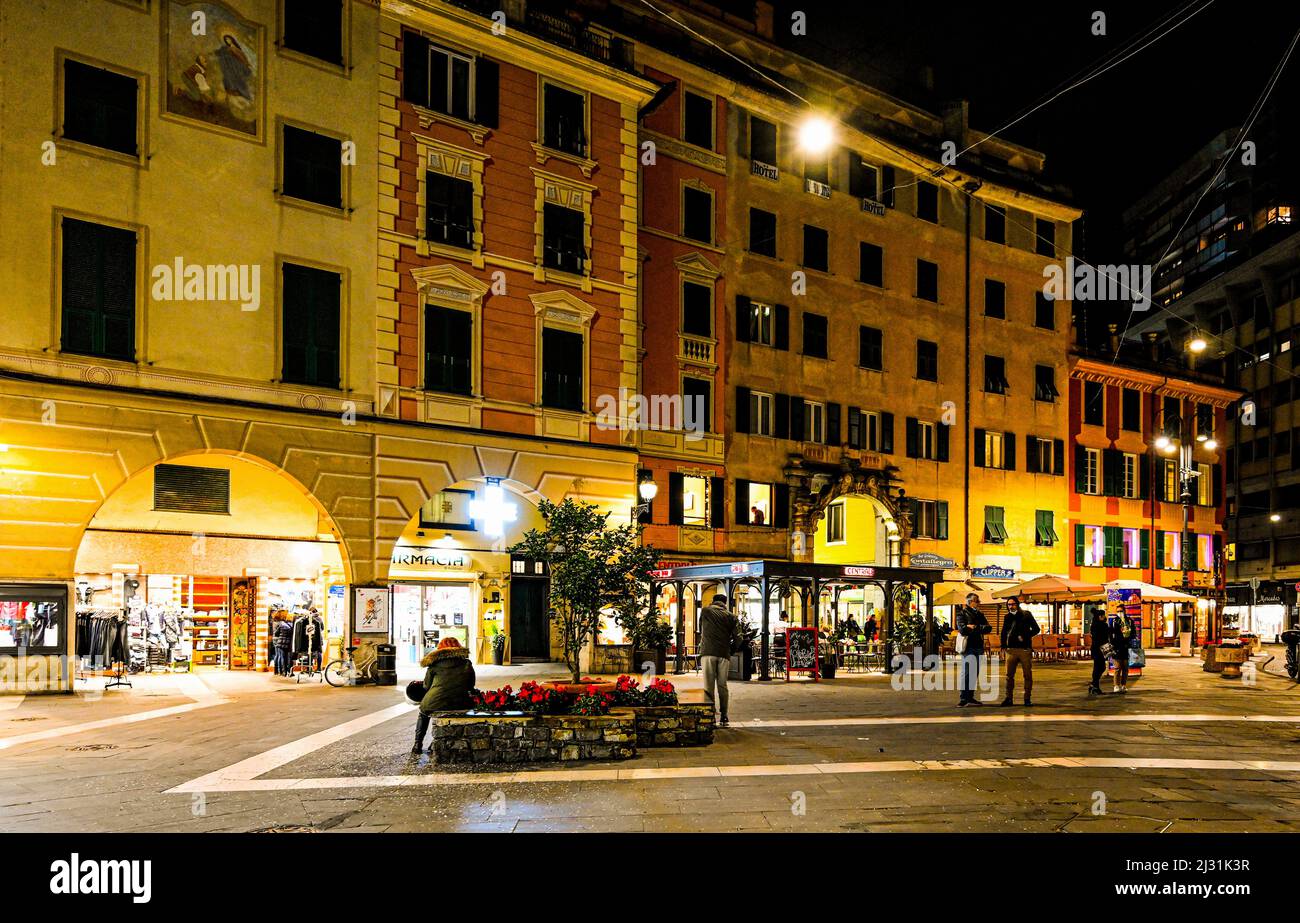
xmin=1280 ymin=629 xmax=1300 ymax=681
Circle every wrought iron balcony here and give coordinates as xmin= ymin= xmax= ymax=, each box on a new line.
xmin=447 ymin=1 xmax=636 ymax=72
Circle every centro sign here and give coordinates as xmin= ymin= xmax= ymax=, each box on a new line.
xmin=842 ymin=566 xmax=875 ymax=578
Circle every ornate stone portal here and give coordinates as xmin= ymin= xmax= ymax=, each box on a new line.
xmin=785 ymin=455 xmax=912 ymax=564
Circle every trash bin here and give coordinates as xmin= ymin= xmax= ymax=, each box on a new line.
xmin=375 ymin=643 xmax=397 ymax=686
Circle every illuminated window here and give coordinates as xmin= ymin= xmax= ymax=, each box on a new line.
xmin=1081 ymin=525 xmax=1105 ymax=566
xmin=680 ymin=475 xmax=709 ymax=527
xmin=1197 ymin=463 xmax=1212 ymax=506
xmin=1122 ymin=453 xmax=1139 ymax=499
xmin=804 ymin=401 xmax=825 ymax=443
xmin=1121 ymin=528 xmax=1143 ymax=568
xmin=1160 ymin=532 xmax=1181 ymax=570
xmin=1083 ymin=448 xmax=1101 ymax=495
xmin=1197 ymin=533 xmax=1213 ymax=571
xmin=748 ymin=482 xmax=773 ymax=524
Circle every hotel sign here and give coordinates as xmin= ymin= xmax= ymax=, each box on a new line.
xmin=750 ymin=159 xmax=779 ymax=181
xmin=861 ymin=197 xmax=886 ymax=216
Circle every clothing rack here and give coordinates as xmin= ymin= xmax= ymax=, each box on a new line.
xmin=105 ymin=661 xmax=132 ymax=690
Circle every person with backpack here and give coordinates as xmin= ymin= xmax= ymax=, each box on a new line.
xmin=999 ymin=595 xmax=1039 ymax=706
xmin=1111 ymin=609 xmax=1135 ymax=693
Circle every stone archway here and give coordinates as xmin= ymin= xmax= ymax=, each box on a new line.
xmin=787 ymin=461 xmax=912 ymax=564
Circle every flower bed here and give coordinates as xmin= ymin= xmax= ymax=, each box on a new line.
xmin=432 ymin=710 xmax=637 ymax=765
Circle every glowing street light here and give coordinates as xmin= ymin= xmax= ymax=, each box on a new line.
xmin=1271 ymin=513 xmax=1283 ymax=523
xmin=1188 ymin=335 xmax=1208 ymax=353
xmin=1204 ymin=439 xmax=1218 ymax=451
xmin=1154 ymin=435 xmax=1171 ymax=450
xmin=798 ymin=116 xmax=834 ymax=154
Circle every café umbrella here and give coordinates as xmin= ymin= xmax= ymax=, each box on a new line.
xmin=993 ymin=576 xmax=1105 ymax=633
xmin=992 ymin=575 xmax=1104 ymax=602
xmin=1101 ymin=579 xmax=1196 ymax=603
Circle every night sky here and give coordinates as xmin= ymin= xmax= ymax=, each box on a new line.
xmin=775 ymin=0 xmax=1294 ymax=260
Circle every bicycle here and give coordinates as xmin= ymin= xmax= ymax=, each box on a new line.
xmin=324 ymin=645 xmax=378 ymax=687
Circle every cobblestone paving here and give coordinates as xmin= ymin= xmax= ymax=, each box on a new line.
xmin=3 ymin=651 xmax=1300 ymax=833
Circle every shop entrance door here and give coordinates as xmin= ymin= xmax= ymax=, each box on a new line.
xmin=510 ymin=578 xmax=550 ymax=661
xmin=392 ymin=583 xmax=475 ymax=669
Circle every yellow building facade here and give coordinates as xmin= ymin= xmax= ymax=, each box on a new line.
xmin=0 ymin=0 xmax=652 ymax=693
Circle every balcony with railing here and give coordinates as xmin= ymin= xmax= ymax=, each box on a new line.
xmin=446 ymin=0 xmax=636 ymax=72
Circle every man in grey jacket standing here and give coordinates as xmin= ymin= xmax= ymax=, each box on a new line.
xmin=698 ymin=592 xmax=737 ymax=727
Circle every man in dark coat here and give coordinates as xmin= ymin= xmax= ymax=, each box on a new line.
xmin=999 ymin=595 xmax=1040 ymax=706
xmin=412 ymin=637 xmax=476 ymax=753
xmin=955 ymin=593 xmax=992 ymax=707
xmin=698 ymin=592 xmax=737 ymax=727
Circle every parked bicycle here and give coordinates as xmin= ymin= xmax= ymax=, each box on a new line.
xmin=324 ymin=645 xmax=378 ymax=687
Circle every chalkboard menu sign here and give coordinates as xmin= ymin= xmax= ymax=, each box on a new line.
xmin=784 ymin=627 xmax=819 ymax=681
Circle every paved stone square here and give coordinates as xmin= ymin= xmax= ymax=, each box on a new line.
xmin=4 ymin=650 xmax=1300 ymax=833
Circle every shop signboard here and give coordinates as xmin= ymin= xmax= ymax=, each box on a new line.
xmin=972 ymin=565 xmax=1016 ymax=580
xmin=353 ymin=586 xmax=391 ymax=634
xmin=1106 ymin=587 xmax=1145 ymax=676
xmin=784 ymin=626 xmax=819 ymax=681
xmin=910 ymin=552 xmax=956 ymax=569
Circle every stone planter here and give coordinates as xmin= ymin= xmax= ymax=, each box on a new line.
xmin=632 ymin=703 xmax=714 ymax=747
xmin=432 ymin=709 xmax=637 ymax=765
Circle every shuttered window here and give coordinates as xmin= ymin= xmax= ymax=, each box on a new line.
xmin=401 ymin=33 xmax=498 ymax=127
xmin=281 ymin=263 xmax=341 ymax=389
xmin=282 ymin=125 xmax=343 ymax=209
xmin=153 ymin=464 xmax=230 ymax=515
xmin=62 ymin=59 xmax=138 ymax=156
xmin=283 ymin=0 xmax=344 ymax=65
xmin=60 ymin=217 xmax=136 ymax=362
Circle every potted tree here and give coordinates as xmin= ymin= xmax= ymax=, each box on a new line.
xmin=490 ymin=630 xmax=507 ymax=666
xmin=729 ymin=616 xmax=759 ymax=680
xmin=509 ymin=498 xmax=662 ymax=684
xmin=617 ymin=607 xmax=673 ymax=677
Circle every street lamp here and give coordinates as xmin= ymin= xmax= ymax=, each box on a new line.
xmin=797 ymin=115 xmax=834 ymax=154
xmin=1188 ymin=334 xmax=1208 ymax=354
xmin=631 ymin=473 xmax=658 ymax=523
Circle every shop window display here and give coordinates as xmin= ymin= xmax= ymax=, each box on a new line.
xmin=0 ymin=586 xmax=65 ymax=651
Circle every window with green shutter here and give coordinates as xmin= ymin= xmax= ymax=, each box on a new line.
xmin=60 ymin=217 xmax=136 ymax=362
xmin=1034 ymin=510 xmax=1057 ymax=546
xmin=281 ymin=263 xmax=341 ymax=389
xmin=983 ymin=506 xmax=1007 ymax=544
